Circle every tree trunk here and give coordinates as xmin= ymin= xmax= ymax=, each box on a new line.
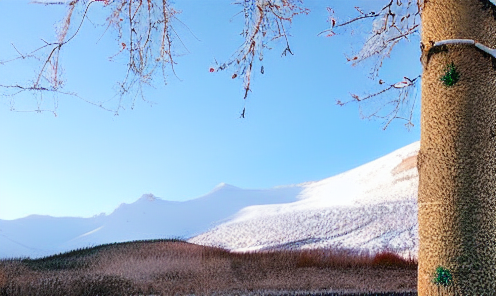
xmin=418 ymin=0 xmax=496 ymax=295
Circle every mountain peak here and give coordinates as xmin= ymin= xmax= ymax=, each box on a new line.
xmin=213 ymin=182 xmax=240 ymax=191
xmin=138 ymin=193 xmax=159 ymax=202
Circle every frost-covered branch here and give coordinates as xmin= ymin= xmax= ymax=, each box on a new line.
xmin=322 ymin=0 xmax=422 ymax=78
xmin=331 ymin=2 xmax=496 ymax=130
xmin=325 ymin=1 xmax=423 ymax=130
xmin=1 ymin=0 xmax=181 ymax=115
xmin=211 ymin=0 xmax=309 ymax=118
xmin=336 ymin=75 xmax=421 ymax=131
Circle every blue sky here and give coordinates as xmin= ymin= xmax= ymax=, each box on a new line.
xmin=0 ymin=0 xmax=421 ymax=220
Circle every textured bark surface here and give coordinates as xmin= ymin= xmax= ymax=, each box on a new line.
xmin=419 ymin=0 xmax=496 ymax=295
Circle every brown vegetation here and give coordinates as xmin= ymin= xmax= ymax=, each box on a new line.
xmin=0 ymin=239 xmax=417 ymax=295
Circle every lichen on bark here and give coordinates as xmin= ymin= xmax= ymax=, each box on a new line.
xmin=440 ymin=62 xmax=460 ymax=87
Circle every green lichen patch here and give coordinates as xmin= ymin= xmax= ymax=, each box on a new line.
xmin=440 ymin=62 xmax=460 ymax=87
xmin=431 ymin=265 xmax=454 ymax=287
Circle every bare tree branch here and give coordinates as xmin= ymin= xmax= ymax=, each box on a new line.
xmin=0 ymin=0 xmax=182 ymax=115
xmin=211 ymin=0 xmax=309 ymax=118
xmin=336 ymin=75 xmax=421 ymax=131
xmin=325 ymin=0 xmax=424 ymax=130
xmin=2 ymin=0 xmax=424 ymax=126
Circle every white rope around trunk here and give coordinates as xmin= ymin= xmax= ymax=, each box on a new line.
xmin=433 ymin=39 xmax=496 ymax=59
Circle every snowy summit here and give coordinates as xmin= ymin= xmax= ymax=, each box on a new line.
xmin=138 ymin=193 xmax=159 ymax=202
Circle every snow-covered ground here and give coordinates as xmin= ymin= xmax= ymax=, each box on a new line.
xmin=0 ymin=141 xmax=420 ymax=261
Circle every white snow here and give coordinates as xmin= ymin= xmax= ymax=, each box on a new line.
xmin=0 ymin=141 xmax=421 ymax=261
xmin=188 ymin=141 xmax=420 ymax=261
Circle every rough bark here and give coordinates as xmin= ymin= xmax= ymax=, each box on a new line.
xmin=418 ymin=0 xmax=496 ymax=295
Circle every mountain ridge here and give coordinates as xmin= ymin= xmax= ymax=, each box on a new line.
xmin=1 ymin=141 xmax=420 ymax=260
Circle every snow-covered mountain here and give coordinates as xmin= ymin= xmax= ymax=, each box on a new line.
xmin=188 ymin=141 xmax=420 ymax=261
xmin=0 ymin=141 xmax=420 ymax=261
xmin=0 ymin=185 xmax=302 ymax=259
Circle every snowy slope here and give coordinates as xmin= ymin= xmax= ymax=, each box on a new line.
xmin=0 ymin=141 xmax=420 ymax=260
xmin=59 ymin=185 xmax=303 ymax=253
xmin=188 ymin=200 xmax=417 ymax=260
xmin=0 ymin=214 xmax=107 ymax=259
xmin=187 ymin=141 xmax=420 ymax=261
xmin=0 ymin=184 xmax=303 ymax=259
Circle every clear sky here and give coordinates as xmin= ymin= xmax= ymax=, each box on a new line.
xmin=0 ymin=0 xmax=421 ymax=220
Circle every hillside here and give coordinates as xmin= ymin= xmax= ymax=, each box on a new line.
xmin=1 ymin=141 xmax=420 ymax=261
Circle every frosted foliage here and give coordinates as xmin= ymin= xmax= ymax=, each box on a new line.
xmin=353 ymin=0 xmax=421 ymax=78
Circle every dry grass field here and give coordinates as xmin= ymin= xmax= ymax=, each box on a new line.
xmin=0 ymin=238 xmax=418 ymax=296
